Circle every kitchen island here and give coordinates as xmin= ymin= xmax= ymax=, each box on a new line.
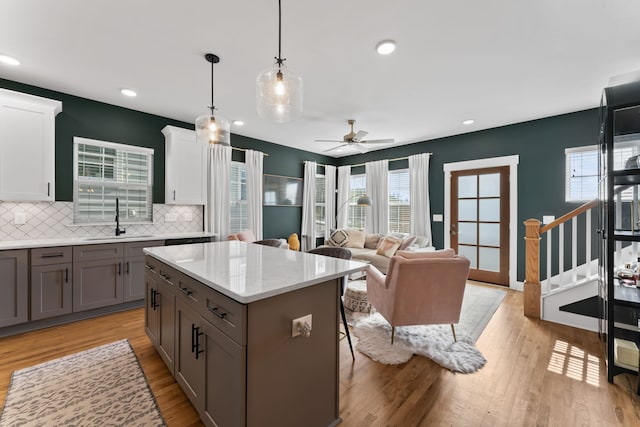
xmin=143 ymin=241 xmax=368 ymax=427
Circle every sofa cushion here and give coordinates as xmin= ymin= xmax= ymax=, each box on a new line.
xmin=364 ymin=233 xmax=382 ymax=249
xmin=376 ymin=235 xmax=403 ymax=257
xmin=398 ymin=235 xmax=417 ymax=251
xmin=345 ymin=229 xmax=366 ymax=248
xmin=328 ymin=229 xmax=349 ymax=247
xmin=396 ymin=248 xmax=455 ymax=259
xmin=348 ymin=248 xmax=391 ymax=274
xmin=413 ymin=236 xmax=431 ymax=248
xmin=236 ymin=229 xmax=257 ymax=242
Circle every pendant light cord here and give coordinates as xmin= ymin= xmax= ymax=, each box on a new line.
xmin=275 ymin=0 xmax=284 ymax=68
xmin=210 ymin=57 xmax=215 ymax=114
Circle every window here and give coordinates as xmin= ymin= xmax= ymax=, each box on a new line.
xmin=315 ymin=174 xmax=326 ymax=237
xmin=388 ymin=169 xmax=411 ymax=233
xmin=73 ymin=137 xmax=153 ymax=224
xmin=348 ymin=174 xmax=366 ymax=229
xmin=566 ymin=143 xmax=638 ymax=201
xmin=230 ymin=161 xmax=247 ymax=233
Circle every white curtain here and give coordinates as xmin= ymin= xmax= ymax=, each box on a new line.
xmin=245 ymin=150 xmax=264 ymax=240
xmin=324 ymin=165 xmax=336 ymax=241
xmin=301 ymin=161 xmax=317 ymax=251
xmin=336 ymin=166 xmax=351 ymax=229
xmin=206 ymin=145 xmax=231 ymax=239
xmin=366 ymin=160 xmax=389 ymax=235
xmin=409 ymin=153 xmax=432 ymax=245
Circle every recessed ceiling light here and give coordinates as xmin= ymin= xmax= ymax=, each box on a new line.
xmin=120 ymin=88 xmax=137 ymax=97
xmin=376 ymin=40 xmax=396 ymax=55
xmin=232 ymin=120 xmax=245 ymax=126
xmin=0 ymin=54 xmax=20 ymax=66
xmin=462 ymin=119 xmax=475 ymax=125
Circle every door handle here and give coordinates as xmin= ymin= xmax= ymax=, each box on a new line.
xmin=65 ymin=267 xmax=69 ymax=283
xmin=450 ymin=230 xmax=457 ymax=235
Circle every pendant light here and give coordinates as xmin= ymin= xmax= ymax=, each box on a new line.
xmin=256 ymin=0 xmax=303 ymax=123
xmin=195 ymin=53 xmax=230 ymax=145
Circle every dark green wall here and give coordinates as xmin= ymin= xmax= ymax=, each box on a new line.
xmin=0 ymin=78 xmax=333 ymax=239
xmin=337 ymin=109 xmax=601 ymax=282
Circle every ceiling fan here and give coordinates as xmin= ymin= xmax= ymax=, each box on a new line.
xmin=315 ymin=119 xmax=395 ymax=153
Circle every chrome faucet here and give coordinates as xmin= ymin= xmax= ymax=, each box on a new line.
xmin=115 ymin=198 xmax=126 ymax=236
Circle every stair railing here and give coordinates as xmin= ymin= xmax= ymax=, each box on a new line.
xmin=523 ymin=199 xmax=598 ymax=318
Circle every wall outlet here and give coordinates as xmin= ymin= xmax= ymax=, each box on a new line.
xmin=292 ymin=314 xmax=312 ymax=338
xmin=14 ymin=212 xmax=26 ymax=225
xmin=165 ymin=213 xmax=178 ymax=222
xmin=184 ymin=212 xmax=193 ymax=222
xmin=433 ymin=214 xmax=443 ymax=222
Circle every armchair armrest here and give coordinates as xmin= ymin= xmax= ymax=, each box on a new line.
xmin=366 ymin=264 xmax=386 ymax=288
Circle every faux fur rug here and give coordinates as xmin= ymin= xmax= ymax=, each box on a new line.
xmin=0 ymin=339 xmax=165 ymax=427
xmin=351 ymin=284 xmax=506 ymax=373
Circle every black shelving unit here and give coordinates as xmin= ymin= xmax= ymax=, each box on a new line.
xmin=601 ymin=80 xmax=640 ymax=390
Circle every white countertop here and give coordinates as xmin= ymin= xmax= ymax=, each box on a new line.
xmin=144 ymin=241 xmax=369 ymax=304
xmin=0 ymin=232 xmax=216 ymax=250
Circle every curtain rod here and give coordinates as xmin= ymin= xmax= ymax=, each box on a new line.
xmin=232 ymin=146 xmax=269 ymax=156
xmin=307 ymin=152 xmax=431 ymax=168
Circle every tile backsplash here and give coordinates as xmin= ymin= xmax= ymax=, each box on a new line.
xmin=0 ymin=202 xmax=203 ymax=241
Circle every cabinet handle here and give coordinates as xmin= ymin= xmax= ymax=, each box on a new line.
xmin=41 ymin=253 xmax=64 ymax=259
xmin=126 ymin=261 xmax=130 ymax=274
xmin=191 ymin=324 xmax=204 ymax=360
xmin=145 ymin=264 xmax=155 ymax=271
xmin=118 ymin=262 xmax=122 ymax=276
xmin=173 ymin=190 xmax=176 ymax=201
xmin=150 ymin=289 xmax=159 ymax=310
xmin=47 ymin=182 xmax=50 ymax=197
xmin=179 ymin=286 xmax=193 ymax=296
xmin=207 ymin=305 xmax=227 ymax=320
xmin=65 ymin=267 xmax=69 ymax=283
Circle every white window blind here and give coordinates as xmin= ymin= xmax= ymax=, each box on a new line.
xmin=230 ymin=161 xmax=247 ymax=233
xmin=73 ymin=137 xmax=153 ymax=224
xmin=348 ymin=174 xmax=366 ymax=229
xmin=566 ymin=144 xmax=637 ymax=201
xmin=315 ymin=174 xmax=326 ymax=237
xmin=388 ymin=169 xmax=410 ymax=233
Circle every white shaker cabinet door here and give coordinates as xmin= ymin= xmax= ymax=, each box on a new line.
xmin=0 ymin=89 xmax=61 ymax=201
xmin=162 ymin=125 xmax=207 ymax=205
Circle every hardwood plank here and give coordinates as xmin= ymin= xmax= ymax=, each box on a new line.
xmin=0 ymin=288 xmax=638 ymax=426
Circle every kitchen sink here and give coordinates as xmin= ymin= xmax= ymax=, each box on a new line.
xmin=82 ymin=234 xmax=157 ymax=241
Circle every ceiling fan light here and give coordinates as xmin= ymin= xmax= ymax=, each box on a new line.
xmin=256 ymin=63 xmax=303 ymax=123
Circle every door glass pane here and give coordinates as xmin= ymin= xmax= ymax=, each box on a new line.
xmin=458 ymin=245 xmax=477 ymax=269
xmin=458 ymin=175 xmax=477 ymax=198
xmin=479 ymin=247 xmax=500 ymax=272
xmin=479 ymin=223 xmax=500 ymax=247
xmin=479 ymin=199 xmax=500 ymax=221
xmin=479 ymin=173 xmax=500 ymax=197
xmin=458 ymin=200 xmax=477 ymax=221
xmin=458 ymin=222 xmax=477 ymax=245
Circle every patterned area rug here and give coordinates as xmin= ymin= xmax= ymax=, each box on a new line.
xmin=0 ymin=339 xmax=165 ymax=427
xmin=351 ymin=283 xmax=506 ymax=373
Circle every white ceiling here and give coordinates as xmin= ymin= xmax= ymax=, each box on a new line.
xmin=1 ymin=1 xmax=639 ymax=157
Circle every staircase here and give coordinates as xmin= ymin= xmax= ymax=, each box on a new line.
xmin=523 ymin=200 xmax=602 ymax=331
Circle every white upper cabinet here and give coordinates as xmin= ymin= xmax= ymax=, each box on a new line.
xmin=162 ymin=125 xmax=206 ymax=205
xmin=0 ymin=89 xmax=62 ymax=201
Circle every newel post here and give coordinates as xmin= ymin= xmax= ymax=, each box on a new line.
xmin=523 ymin=219 xmax=542 ymax=318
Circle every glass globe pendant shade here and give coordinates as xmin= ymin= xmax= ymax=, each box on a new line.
xmin=195 ymin=111 xmax=230 ymax=146
xmin=256 ymin=62 xmax=303 ymax=123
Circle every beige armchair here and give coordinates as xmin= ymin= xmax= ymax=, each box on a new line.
xmin=366 ymin=248 xmax=471 ymax=344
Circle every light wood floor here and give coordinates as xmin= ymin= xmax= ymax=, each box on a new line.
xmin=1 ymin=289 xmax=639 ymax=426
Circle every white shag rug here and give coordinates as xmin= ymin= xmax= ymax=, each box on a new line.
xmin=351 ymin=283 xmax=506 ymax=373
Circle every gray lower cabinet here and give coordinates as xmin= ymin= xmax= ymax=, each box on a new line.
xmin=30 ymin=246 xmax=73 ymax=321
xmin=124 ymin=240 xmax=164 ymax=302
xmin=145 ymin=259 xmax=176 ymax=372
xmin=0 ymin=249 xmax=28 ymax=327
xmin=175 ymin=296 xmax=205 ymax=407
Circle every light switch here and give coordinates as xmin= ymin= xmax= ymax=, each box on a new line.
xmin=14 ymin=212 xmax=26 ymax=225
xmin=433 ymin=214 xmax=443 ymax=222
xmin=165 ymin=213 xmax=178 ymax=222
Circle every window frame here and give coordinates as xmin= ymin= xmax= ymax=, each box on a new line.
xmin=347 ymin=174 xmax=366 ymax=229
xmin=315 ymin=173 xmax=326 ymax=238
xmin=229 ymin=161 xmax=248 ymax=234
xmin=388 ymin=168 xmax=411 ymax=233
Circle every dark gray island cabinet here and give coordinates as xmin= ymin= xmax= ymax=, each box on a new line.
xmin=144 ymin=241 xmax=367 ymax=427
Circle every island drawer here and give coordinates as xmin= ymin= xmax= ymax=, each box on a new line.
xmin=201 ymin=285 xmax=246 ymax=345
xmin=31 ymin=246 xmax=72 ymax=266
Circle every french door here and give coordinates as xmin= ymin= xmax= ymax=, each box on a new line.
xmin=450 ymin=166 xmax=510 ymax=285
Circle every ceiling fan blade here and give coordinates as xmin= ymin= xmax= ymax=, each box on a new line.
xmin=314 ymin=139 xmax=344 ymax=143
xmin=322 ymin=145 xmax=346 ymax=153
xmin=352 ymin=130 xmax=369 ymax=142
xmin=353 ymin=143 xmax=369 ymax=154
xmin=360 ymin=138 xmax=395 ymax=144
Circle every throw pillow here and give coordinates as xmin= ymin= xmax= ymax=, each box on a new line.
xmin=345 ymin=229 xmax=366 ymax=248
xmin=328 ymin=229 xmax=349 ymax=247
xmin=376 ymin=235 xmax=402 ymax=257
xmin=413 ymin=236 xmax=431 ymax=248
xmin=236 ymin=229 xmax=256 ymax=242
xmin=364 ymin=233 xmax=382 ymax=249
xmin=398 ymin=235 xmax=417 ymax=251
